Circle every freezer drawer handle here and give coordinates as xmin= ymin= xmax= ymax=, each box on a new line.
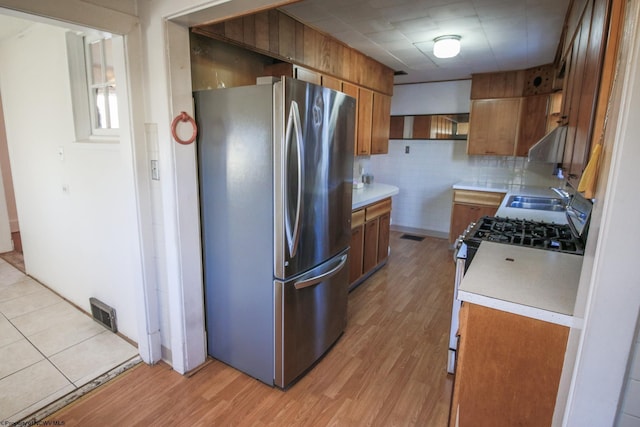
xmin=294 ymin=254 xmax=348 ymax=290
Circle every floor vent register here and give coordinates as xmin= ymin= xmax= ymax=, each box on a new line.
xmin=90 ymin=297 xmax=118 ymax=332
xmin=400 ymin=234 xmax=425 ymax=242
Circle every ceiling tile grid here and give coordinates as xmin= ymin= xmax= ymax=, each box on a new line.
xmin=281 ymin=0 xmax=570 ymax=84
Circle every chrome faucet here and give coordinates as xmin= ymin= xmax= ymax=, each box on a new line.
xmin=550 ymin=186 xmax=571 ymax=204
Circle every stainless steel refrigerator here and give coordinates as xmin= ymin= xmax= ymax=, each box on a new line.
xmin=195 ymin=77 xmax=355 ymax=389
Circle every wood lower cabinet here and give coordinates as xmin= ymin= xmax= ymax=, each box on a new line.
xmin=350 ymin=208 xmax=366 ymax=284
xmin=377 ymin=212 xmax=390 ymax=262
xmin=363 ymin=219 xmax=379 ymax=273
xmin=449 ymin=190 xmax=505 ymax=244
xmin=350 ymin=198 xmax=392 ymax=287
xmin=449 ymin=303 xmax=569 ymax=427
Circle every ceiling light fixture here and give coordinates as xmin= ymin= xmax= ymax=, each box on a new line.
xmin=433 ymin=35 xmax=461 ymax=59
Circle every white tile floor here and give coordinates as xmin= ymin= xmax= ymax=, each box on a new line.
xmin=0 ymin=258 xmax=139 ymax=423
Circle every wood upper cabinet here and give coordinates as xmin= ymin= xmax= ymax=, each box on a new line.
xmin=469 ymin=67 xmax=561 ymax=158
xmin=470 ymin=70 xmax=525 ymax=99
xmin=560 ymin=0 xmax=612 ymax=186
xmin=294 ymin=66 xmax=320 ymax=85
xmin=321 ymin=74 xmax=342 ymax=91
xmin=371 ymin=92 xmax=391 ymax=154
xmin=516 ymin=94 xmax=550 ymax=156
xmin=449 ymin=190 xmax=505 ymax=243
xmin=467 ymin=98 xmax=523 ymax=156
xmin=389 ymin=116 xmax=404 ymax=139
xmin=356 ymin=88 xmax=374 ymax=156
xmin=193 ymin=9 xmax=394 ymax=95
xmin=449 ymin=303 xmax=569 ymax=427
xmin=342 ymin=82 xmax=360 ymax=155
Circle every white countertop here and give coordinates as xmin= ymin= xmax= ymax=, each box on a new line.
xmin=453 ymin=180 xmax=581 ymax=327
xmin=454 ymin=181 xmax=568 ymax=224
xmin=352 ymin=183 xmax=399 ymax=209
xmin=459 ymin=242 xmax=583 ymax=327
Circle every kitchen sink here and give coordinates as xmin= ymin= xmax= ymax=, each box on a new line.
xmin=506 ymin=195 xmax=566 ymax=212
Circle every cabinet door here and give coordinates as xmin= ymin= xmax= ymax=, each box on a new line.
xmin=389 ymin=116 xmax=404 ymax=139
xmin=342 ymin=82 xmax=360 ymax=155
xmin=516 ymin=94 xmax=549 ymax=157
xmin=452 ymin=304 xmax=569 ymax=427
xmin=564 ymin=0 xmax=610 ymax=186
xmin=450 ymin=203 xmax=498 ymax=244
xmin=363 ymin=219 xmax=379 ymax=273
xmin=349 ymin=225 xmax=364 ymax=284
xmin=371 ymin=92 xmax=391 ymax=154
xmin=356 ymin=88 xmax=373 ymax=156
xmin=321 ymin=75 xmax=342 ymax=91
xmin=294 ymin=66 xmax=321 ymax=85
xmin=377 ymin=212 xmax=390 ymax=263
xmin=467 ymin=98 xmax=522 ymax=156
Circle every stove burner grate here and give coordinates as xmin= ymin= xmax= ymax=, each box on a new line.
xmin=466 ymin=216 xmax=584 ymax=255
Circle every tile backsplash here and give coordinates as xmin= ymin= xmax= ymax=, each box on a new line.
xmin=365 ymin=139 xmax=562 ymax=236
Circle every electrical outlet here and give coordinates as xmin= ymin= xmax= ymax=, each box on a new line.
xmin=405 ymin=146 xmax=410 ymax=154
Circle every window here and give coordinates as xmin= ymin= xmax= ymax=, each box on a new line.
xmin=85 ymin=36 xmax=119 ymax=134
xmin=66 ymin=31 xmax=120 ymax=141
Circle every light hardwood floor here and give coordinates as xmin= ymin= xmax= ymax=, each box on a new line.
xmin=49 ymin=231 xmax=455 ymax=426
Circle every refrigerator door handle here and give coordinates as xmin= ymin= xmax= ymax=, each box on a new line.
xmin=294 ymin=254 xmax=348 ymax=290
xmin=285 ymin=100 xmax=304 ymax=258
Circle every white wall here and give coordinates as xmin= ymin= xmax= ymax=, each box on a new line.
xmin=0 ymin=92 xmax=19 ymax=235
xmin=0 ymin=22 xmax=140 ymax=341
xmin=367 ymin=80 xmax=558 ymax=237
xmin=0 ymin=93 xmax=14 ymax=251
xmin=618 ymin=318 xmax=640 ymax=427
xmin=0 ymin=168 xmax=12 ymax=252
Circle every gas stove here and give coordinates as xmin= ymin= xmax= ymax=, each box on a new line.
xmin=448 ymin=189 xmax=592 ymax=374
xmin=467 ymin=216 xmax=584 ymax=255
xmin=457 ymin=190 xmax=593 ymax=271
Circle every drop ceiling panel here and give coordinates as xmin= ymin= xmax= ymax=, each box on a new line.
xmin=281 ymin=0 xmax=570 ymax=83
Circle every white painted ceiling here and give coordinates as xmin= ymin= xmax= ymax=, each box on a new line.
xmin=280 ymin=0 xmax=571 ymax=84
xmin=0 ymin=15 xmax=33 ymax=42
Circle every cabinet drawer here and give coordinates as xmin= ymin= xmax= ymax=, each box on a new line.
xmin=365 ymin=198 xmax=392 ymax=221
xmin=352 ymin=209 xmax=365 ymax=228
xmin=453 ymin=190 xmax=505 ymax=207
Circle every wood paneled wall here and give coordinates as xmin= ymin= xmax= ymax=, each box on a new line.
xmin=192 ymin=9 xmax=394 ymax=96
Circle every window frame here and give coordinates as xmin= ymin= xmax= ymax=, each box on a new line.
xmin=66 ymin=31 xmax=119 ymax=143
xmin=84 ymin=35 xmax=119 ymax=136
